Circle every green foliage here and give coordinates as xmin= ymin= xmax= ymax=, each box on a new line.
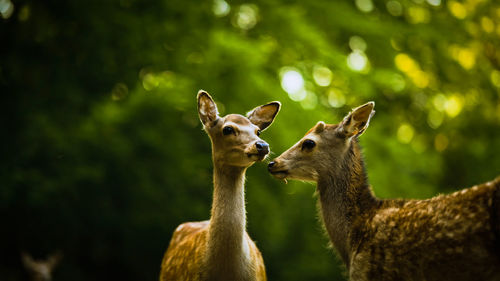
xmin=1 ymin=0 xmax=499 ymax=280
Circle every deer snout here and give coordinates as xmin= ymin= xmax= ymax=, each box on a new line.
xmin=267 ymin=159 xmax=280 ymax=172
xmin=267 ymin=159 xmax=288 ymax=179
xmin=255 ymin=141 xmax=269 ymax=155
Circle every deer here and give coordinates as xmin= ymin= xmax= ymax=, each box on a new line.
xmin=159 ymin=90 xmax=280 ymax=281
xmin=268 ymin=101 xmax=500 ymax=281
xmin=21 ymin=251 xmax=62 ymax=281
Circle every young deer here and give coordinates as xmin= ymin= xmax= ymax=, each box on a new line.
xmin=21 ymin=251 xmax=62 ymax=281
xmin=268 ymin=102 xmax=500 ymax=281
xmin=159 ymin=90 xmax=280 ymax=281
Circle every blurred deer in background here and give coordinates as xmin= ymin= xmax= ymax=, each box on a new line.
xmin=159 ymin=90 xmax=280 ymax=281
xmin=21 ymin=251 xmax=62 ymax=281
xmin=268 ymin=102 xmax=500 ymax=281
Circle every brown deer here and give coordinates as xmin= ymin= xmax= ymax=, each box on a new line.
xmin=268 ymin=102 xmax=500 ymax=281
xmin=21 ymin=251 xmax=62 ymax=281
xmin=159 ymin=90 xmax=280 ymax=281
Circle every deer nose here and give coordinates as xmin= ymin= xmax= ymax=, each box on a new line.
xmin=255 ymin=141 xmax=269 ymax=154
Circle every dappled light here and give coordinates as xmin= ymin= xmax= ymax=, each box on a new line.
xmin=2 ymin=0 xmax=500 ymax=280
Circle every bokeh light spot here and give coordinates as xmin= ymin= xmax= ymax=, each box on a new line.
xmin=395 ymin=53 xmax=417 ymax=73
xmin=111 ymin=83 xmax=129 ymax=101
xmin=413 ymin=71 xmax=429 ymax=88
xmin=448 ymin=1 xmax=467 ymax=19
xmin=395 ymin=53 xmax=430 ymax=88
xmin=444 ymin=94 xmax=464 ymax=118
xmin=390 ymin=73 xmax=406 ymax=92
xmin=407 ymin=6 xmax=430 ymax=24
xmin=347 ymin=51 xmax=369 ymax=72
xmin=426 ymin=0 xmax=441 ymax=7
xmin=349 ymin=36 xmax=367 ymax=52
xmin=434 ymin=134 xmax=449 ymax=152
xmin=432 ymin=94 xmax=447 ymax=112
xmin=142 ymin=73 xmax=159 ymax=91
xmin=289 ymin=89 xmax=307 ymax=102
xmin=457 ymin=48 xmax=476 ymax=69
xmin=313 ymin=66 xmax=333 ymax=87
xmin=280 ymin=68 xmax=304 ymax=95
xmin=397 ymin=123 xmax=415 ymax=144
xmin=481 ymin=17 xmax=494 ymax=33
xmin=18 ymin=4 xmax=30 ymax=21
xmin=327 ymin=89 xmax=346 ymax=108
xmin=235 ymin=4 xmax=258 ymax=30
xmin=427 ymin=110 xmax=444 ymax=129
xmin=213 ymin=0 xmax=230 ymax=17
xmin=301 ymin=91 xmax=318 ymax=109
xmin=355 ymin=0 xmax=374 ymax=13
xmin=491 ymin=70 xmax=500 ymax=88
xmin=411 ymin=135 xmax=428 ymax=154
xmin=386 ymin=1 xmax=403 ymax=16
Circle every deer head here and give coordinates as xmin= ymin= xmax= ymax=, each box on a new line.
xmin=198 ymin=90 xmax=280 ymax=168
xmin=268 ymin=102 xmax=375 ymax=181
xmin=21 ymin=251 xmax=62 ymax=281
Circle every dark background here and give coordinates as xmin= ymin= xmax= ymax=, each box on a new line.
xmin=1 ymin=0 xmax=500 ymax=280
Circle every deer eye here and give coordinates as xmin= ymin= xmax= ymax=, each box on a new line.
xmin=256 ymin=130 xmax=261 ymax=136
xmin=301 ymin=139 xmax=316 ymax=150
xmin=222 ymin=126 xmax=235 ymax=135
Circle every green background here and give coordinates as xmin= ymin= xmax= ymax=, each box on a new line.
xmin=1 ymin=0 xmax=499 ymax=280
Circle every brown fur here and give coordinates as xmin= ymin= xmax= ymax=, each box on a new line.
xmin=160 ymin=221 xmax=266 ymax=281
xmin=269 ymin=102 xmax=500 ymax=280
xmin=159 ymin=91 xmax=279 ymax=281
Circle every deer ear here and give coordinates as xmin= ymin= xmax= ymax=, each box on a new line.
xmin=247 ymin=101 xmax=281 ymax=131
xmin=21 ymin=252 xmax=35 ymax=268
xmin=47 ymin=251 xmax=63 ymax=269
xmin=314 ymin=121 xmax=326 ymax=133
xmin=197 ymin=90 xmax=219 ymax=127
xmin=338 ymin=102 xmax=375 ymax=137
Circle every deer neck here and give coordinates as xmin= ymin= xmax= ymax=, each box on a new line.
xmin=205 ymin=163 xmax=250 ymax=279
xmin=317 ymin=140 xmax=378 ymax=266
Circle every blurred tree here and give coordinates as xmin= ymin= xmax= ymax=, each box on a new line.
xmin=1 ymin=0 xmax=499 ymax=280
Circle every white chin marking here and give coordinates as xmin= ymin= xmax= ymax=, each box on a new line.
xmin=248 ymin=154 xmax=266 ymax=161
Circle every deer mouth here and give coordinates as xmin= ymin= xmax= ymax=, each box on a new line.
xmin=269 ymin=170 xmax=288 ymax=179
xmin=247 ymin=153 xmax=268 ymax=161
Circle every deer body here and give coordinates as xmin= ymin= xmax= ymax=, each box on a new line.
xmin=160 ymin=91 xmax=279 ymax=281
xmin=269 ymin=102 xmax=500 ymax=280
